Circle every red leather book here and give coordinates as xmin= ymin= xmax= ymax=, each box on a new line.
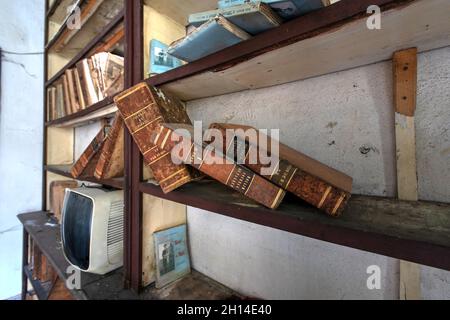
xmin=209 ymin=123 xmax=352 ymax=216
xmin=153 ymin=123 xmax=286 ymax=209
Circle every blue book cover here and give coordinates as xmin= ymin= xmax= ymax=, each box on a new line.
xmin=217 ymin=0 xmax=325 ymax=20
xmin=189 ymin=2 xmax=282 ymax=35
xmin=153 ymin=224 xmax=191 ymax=288
xmin=168 ymin=16 xmax=251 ymax=63
xmin=149 ymin=39 xmax=183 ymax=76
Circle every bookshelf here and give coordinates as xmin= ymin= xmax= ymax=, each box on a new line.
xmin=34 ymin=0 xmax=450 ymax=298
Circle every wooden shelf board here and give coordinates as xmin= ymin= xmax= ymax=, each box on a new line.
xmin=46 ymin=9 xmax=124 ymax=86
xmin=18 ymin=211 xmax=240 ymax=300
xmin=143 ymin=0 xmax=450 ymax=101
xmin=140 ymin=179 xmax=450 ymax=271
xmin=46 ymin=0 xmax=123 ymax=51
xmin=45 ymin=96 xmax=116 ymax=128
xmin=46 ymin=165 xmax=124 ymax=189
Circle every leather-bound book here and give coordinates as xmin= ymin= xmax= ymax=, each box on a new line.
xmin=209 ymin=123 xmax=352 ymax=216
xmin=71 ymin=125 xmax=110 ymax=178
xmin=62 ymin=74 xmax=72 ymax=116
xmin=49 ymin=180 xmax=78 ymax=221
xmin=76 ymin=58 xmax=99 ymax=107
xmin=153 ymin=124 xmax=286 ymax=209
xmin=114 ymin=82 xmax=197 ymax=193
xmin=73 ymin=68 xmax=86 ymax=110
xmin=55 ymin=81 xmax=65 ymax=118
xmin=94 ymin=114 xmax=124 ymax=180
xmin=88 ymin=57 xmax=104 ymax=101
xmin=101 ymin=53 xmax=124 ymax=97
xmin=50 ymin=87 xmax=57 ymax=120
xmin=65 ymin=69 xmax=81 ymax=114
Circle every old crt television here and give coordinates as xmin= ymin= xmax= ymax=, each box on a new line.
xmin=61 ymin=187 xmax=124 ymax=275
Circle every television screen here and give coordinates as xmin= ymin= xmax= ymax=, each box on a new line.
xmin=62 ymin=191 xmax=93 ymax=271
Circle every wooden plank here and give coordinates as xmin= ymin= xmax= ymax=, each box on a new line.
xmin=393 ymin=48 xmax=421 ymax=300
xmin=140 ymin=180 xmax=450 ymax=271
xmin=393 ymin=48 xmax=417 ymax=116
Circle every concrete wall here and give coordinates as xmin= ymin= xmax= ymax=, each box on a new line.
xmin=0 ymin=0 xmax=45 ymax=299
xmin=185 ymin=46 xmax=450 ymax=300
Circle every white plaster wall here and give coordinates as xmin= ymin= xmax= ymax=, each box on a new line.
xmin=0 ymin=0 xmax=45 ymax=299
xmin=185 ymin=46 xmax=450 ymax=300
xmin=187 ymin=208 xmax=400 ymax=300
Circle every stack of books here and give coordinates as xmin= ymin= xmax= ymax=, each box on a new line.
xmin=46 ymin=52 xmax=124 ymax=122
xmin=167 ymin=0 xmax=329 ymax=63
xmin=107 ymin=82 xmax=353 ymax=217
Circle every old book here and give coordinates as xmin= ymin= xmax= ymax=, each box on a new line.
xmin=88 ymin=57 xmax=104 ymax=102
xmin=94 ymin=114 xmax=124 ymax=180
xmin=209 ymin=123 xmax=352 ymax=216
xmin=55 ymin=81 xmax=66 ymax=118
xmin=114 ymin=82 xmax=197 ymax=193
xmin=71 ymin=125 xmax=110 ymax=178
xmin=65 ymin=69 xmax=81 ymax=114
xmin=188 ymin=2 xmax=282 ymax=35
xmin=62 ymin=74 xmax=72 ymax=116
xmin=153 ymin=123 xmax=286 ymax=209
xmin=49 ymin=180 xmax=79 ymax=221
xmin=96 ymin=52 xmax=124 ymax=97
xmin=218 ymin=0 xmax=326 ymax=20
xmin=50 ymin=87 xmax=57 ymax=120
xmin=73 ymin=68 xmax=87 ymax=109
xmin=76 ymin=58 xmax=99 ymax=107
xmin=168 ymin=16 xmax=251 ymax=63
xmin=46 ymin=88 xmax=52 ymax=122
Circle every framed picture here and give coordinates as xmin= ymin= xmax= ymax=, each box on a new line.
xmin=153 ymin=225 xmax=191 ymax=288
xmin=149 ymin=39 xmax=183 ymax=76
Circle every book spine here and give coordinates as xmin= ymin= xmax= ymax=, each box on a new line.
xmin=113 ymin=83 xmax=194 ymax=193
xmin=66 ymin=69 xmax=80 ymax=114
xmin=71 ymin=126 xmax=108 ymax=178
xmin=56 ymin=82 xmax=65 ymax=118
xmin=46 ymin=88 xmax=52 ymax=122
xmin=62 ymin=74 xmax=72 ymax=116
xmin=94 ymin=115 xmax=123 ymax=179
xmin=73 ymin=68 xmax=86 ymax=109
xmin=211 ymin=124 xmax=350 ymax=216
xmin=50 ymin=87 xmax=57 ymax=120
xmin=154 ymin=125 xmax=286 ymax=209
xmin=76 ymin=59 xmax=98 ymax=107
xmin=218 ymin=0 xmax=255 ymax=9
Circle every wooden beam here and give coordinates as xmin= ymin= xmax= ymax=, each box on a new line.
xmin=393 ymin=48 xmax=421 ymax=300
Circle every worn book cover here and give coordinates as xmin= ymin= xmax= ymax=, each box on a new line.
xmin=76 ymin=58 xmax=99 ymax=107
xmin=209 ymin=123 xmax=352 ymax=216
xmin=50 ymin=87 xmax=57 ymax=120
xmin=98 ymin=52 xmax=124 ymax=97
xmin=71 ymin=125 xmax=110 ymax=178
xmin=49 ymin=180 xmax=79 ymax=222
xmin=218 ymin=0 xmax=326 ymax=19
xmin=114 ymin=82 xmax=198 ymax=193
xmin=65 ymin=69 xmax=81 ymax=114
xmin=189 ymin=2 xmax=282 ymax=35
xmin=168 ymin=16 xmax=251 ymax=62
xmin=153 ymin=225 xmax=191 ymax=289
xmin=73 ymin=68 xmax=86 ymax=110
xmin=55 ymin=81 xmax=65 ymax=119
xmin=154 ymin=123 xmax=286 ymax=209
xmin=94 ymin=114 xmax=124 ymax=180
xmin=62 ymin=74 xmax=72 ymax=116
